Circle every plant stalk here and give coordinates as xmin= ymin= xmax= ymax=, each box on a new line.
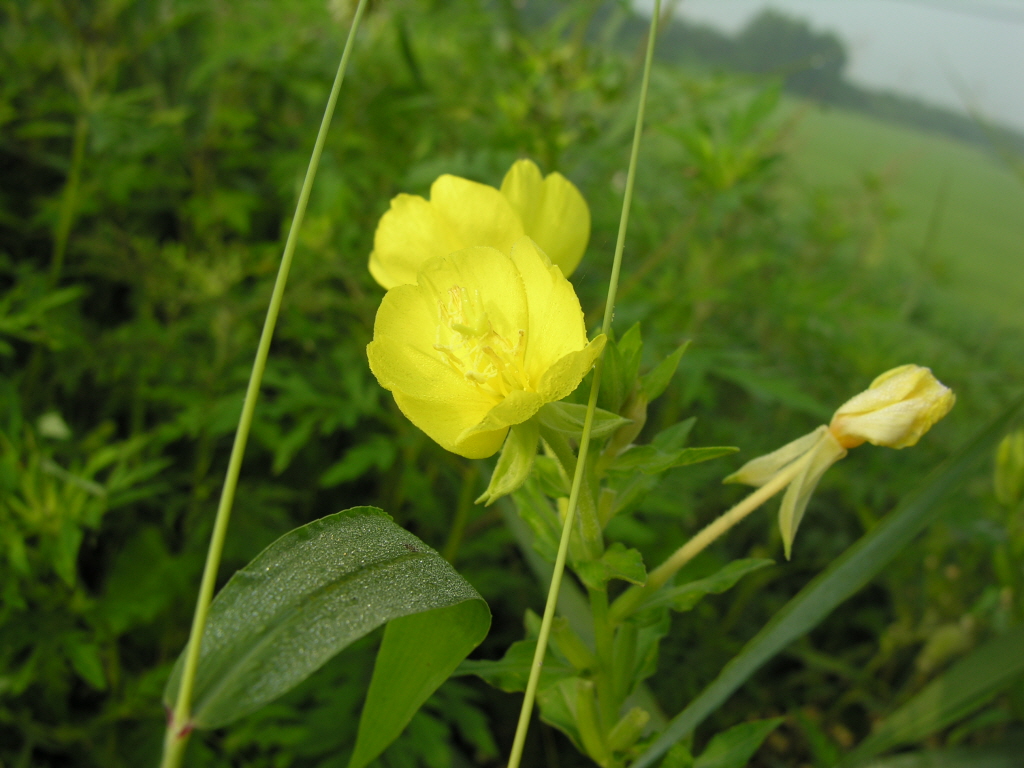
xmin=159 ymin=3 xmax=368 ymax=765
xmin=504 ymin=2 xmax=660 ymax=765
xmin=609 ymin=446 xmax=816 ymax=623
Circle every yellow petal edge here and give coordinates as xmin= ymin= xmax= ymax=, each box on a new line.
xmin=367 ymin=241 xmax=603 ymax=458
xmin=368 ymin=159 xmax=590 ymax=289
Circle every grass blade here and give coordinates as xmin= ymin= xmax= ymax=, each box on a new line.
xmin=630 ymin=394 xmax=1024 ymax=768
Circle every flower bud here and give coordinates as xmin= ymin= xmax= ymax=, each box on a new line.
xmin=994 ymin=429 xmax=1024 ymax=507
xmin=828 ymin=365 xmax=955 ymax=450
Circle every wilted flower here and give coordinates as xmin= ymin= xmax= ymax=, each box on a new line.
xmin=727 ymin=364 xmax=954 ymax=558
xmin=367 ymin=237 xmax=604 ymax=459
xmin=368 ymin=159 xmax=590 ymax=289
xmin=828 ymin=365 xmax=956 ymax=449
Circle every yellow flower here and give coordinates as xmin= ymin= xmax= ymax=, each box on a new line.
xmin=828 ymin=364 xmax=956 ymax=449
xmin=367 ymin=237 xmax=605 ymax=459
xmin=727 ymin=364 xmax=954 ymax=558
xmin=368 ymin=159 xmax=590 ymax=289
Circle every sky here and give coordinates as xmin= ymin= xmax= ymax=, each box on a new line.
xmin=636 ymin=0 xmax=1024 ymax=131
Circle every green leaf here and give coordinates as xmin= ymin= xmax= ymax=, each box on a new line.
xmin=599 ymin=323 xmax=643 ymax=414
xmin=477 ymin=420 xmax=539 ymax=506
xmin=349 ymin=600 xmax=491 ymax=768
xmin=163 ymin=506 xmax=487 ymax=729
xmin=643 ymin=342 xmax=690 ymax=402
xmin=652 ymin=418 xmax=697 ymax=451
xmin=575 ymin=542 xmax=647 ymax=591
xmin=63 ymin=635 xmax=107 ymax=690
xmin=320 ymin=435 xmax=396 ymax=487
xmin=617 ymin=323 xmax=644 ymax=374
xmin=693 ymin=718 xmax=783 ymax=768
xmin=630 ymin=393 xmax=1024 ymax=768
xmin=608 ymin=445 xmax=738 ymax=475
xmin=841 ymin=624 xmax=1024 ymax=766
xmin=645 ymin=559 xmax=774 ymax=612
xmin=714 ymin=366 xmax=833 ymax=421
xmin=855 ymin=735 xmax=1024 ymax=768
xmin=457 ymin=638 xmax=574 ymax=693
xmin=539 ymin=401 xmax=631 ymax=440
xmin=512 ymin=481 xmax=562 ymax=562
xmin=537 ymin=676 xmax=586 ymax=752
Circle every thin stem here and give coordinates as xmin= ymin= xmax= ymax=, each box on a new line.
xmin=505 ymin=4 xmax=661 ymax=766
xmin=539 ymin=425 xmax=602 ymax=557
xmin=609 ymin=447 xmax=816 ymax=624
xmin=590 ymin=587 xmax=617 ymax=729
xmin=442 ymin=463 xmax=478 ymax=563
xmin=160 ymin=3 xmax=368 ymax=765
xmin=50 ymin=114 xmax=88 ymax=286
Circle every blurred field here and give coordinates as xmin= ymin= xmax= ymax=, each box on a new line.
xmin=786 ymin=103 xmax=1024 ymax=328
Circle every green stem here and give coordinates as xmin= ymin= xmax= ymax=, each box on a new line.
xmin=160 ymin=4 xmax=368 ymax=765
xmin=609 ymin=445 xmax=818 ymax=624
xmin=505 ymin=4 xmax=660 ymax=766
xmin=50 ymin=114 xmax=88 ymax=286
xmin=442 ymin=463 xmax=478 ymax=563
xmin=539 ymin=425 xmax=602 ymax=557
xmin=590 ymin=587 xmax=618 ymax=729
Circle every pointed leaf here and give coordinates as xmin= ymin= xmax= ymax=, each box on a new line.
xmin=855 ymin=737 xmax=1024 ymax=768
xmin=163 ymin=506 xmax=486 ymax=729
xmin=609 ymin=446 xmax=738 ymax=476
xmin=646 ymin=559 xmax=775 ymax=613
xmin=457 ymin=638 xmax=574 ymax=692
xmin=478 ymin=420 xmax=540 ymax=505
xmin=630 ymin=393 xmax=1024 ymax=768
xmin=694 ymin=718 xmax=784 ymax=768
xmin=539 ymin=401 xmax=631 ymax=440
xmin=841 ymin=623 xmax=1024 ymax=766
xmin=575 ymin=543 xmax=647 ymax=591
xmin=349 ymin=599 xmax=491 ymax=768
xmin=652 ymin=418 xmax=697 ymax=452
xmin=643 ymin=342 xmax=690 ymax=402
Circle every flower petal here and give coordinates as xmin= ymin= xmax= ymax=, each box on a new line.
xmin=430 ymin=174 xmax=524 ymax=256
xmin=367 ymin=247 xmax=535 ymax=458
xmin=509 ymin=237 xmax=591 ymax=385
xmin=369 ymin=193 xmax=463 ymax=289
xmin=392 ymin=390 xmax=508 ymax=459
xmin=367 ymin=282 xmax=484 ymax=404
xmin=830 ymin=364 xmax=955 ymax=449
xmin=538 ymin=336 xmax=606 ymax=404
xmin=778 ymin=431 xmax=847 ymax=559
xmin=417 ymin=245 xmax=529 ymax=344
xmin=501 ymin=159 xmax=590 ymax=276
xmin=464 ymin=388 xmax=546 ymax=438
xmin=725 ymin=426 xmax=828 ymax=487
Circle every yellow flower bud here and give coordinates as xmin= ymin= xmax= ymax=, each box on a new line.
xmin=368 ymin=159 xmax=590 ymax=289
xmin=367 ymin=237 xmax=604 ymax=458
xmin=726 ymin=364 xmax=954 ymax=559
xmin=828 ymin=364 xmax=955 ymax=449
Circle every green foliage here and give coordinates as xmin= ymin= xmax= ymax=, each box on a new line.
xmin=162 ymin=506 xmax=488 ymax=730
xmin=693 ymin=718 xmax=784 ymax=768
xmin=841 ymin=623 xmax=1024 ymax=766
xmin=350 ymin=600 xmax=491 ymax=768
xmin=3 ymin=0 xmax=1024 ymax=765
xmin=632 ymin=395 xmax=1024 ymax=767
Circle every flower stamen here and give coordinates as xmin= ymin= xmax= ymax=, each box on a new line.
xmin=435 ymin=285 xmax=530 ymax=399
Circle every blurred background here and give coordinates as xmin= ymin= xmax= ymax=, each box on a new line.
xmin=1 ymin=0 xmax=1022 ymax=766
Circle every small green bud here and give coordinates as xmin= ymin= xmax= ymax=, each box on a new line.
xmin=995 ymin=429 xmax=1024 ymax=507
xmin=607 ymin=706 xmax=651 ymax=753
xmin=574 ymin=679 xmax=610 ymax=765
xmin=551 ymin=617 xmax=597 ymax=671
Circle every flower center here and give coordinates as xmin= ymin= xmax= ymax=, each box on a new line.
xmin=434 ymin=285 xmax=529 ymax=399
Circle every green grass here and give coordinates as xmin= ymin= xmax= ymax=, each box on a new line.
xmin=785 ymin=102 xmax=1024 ymax=328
